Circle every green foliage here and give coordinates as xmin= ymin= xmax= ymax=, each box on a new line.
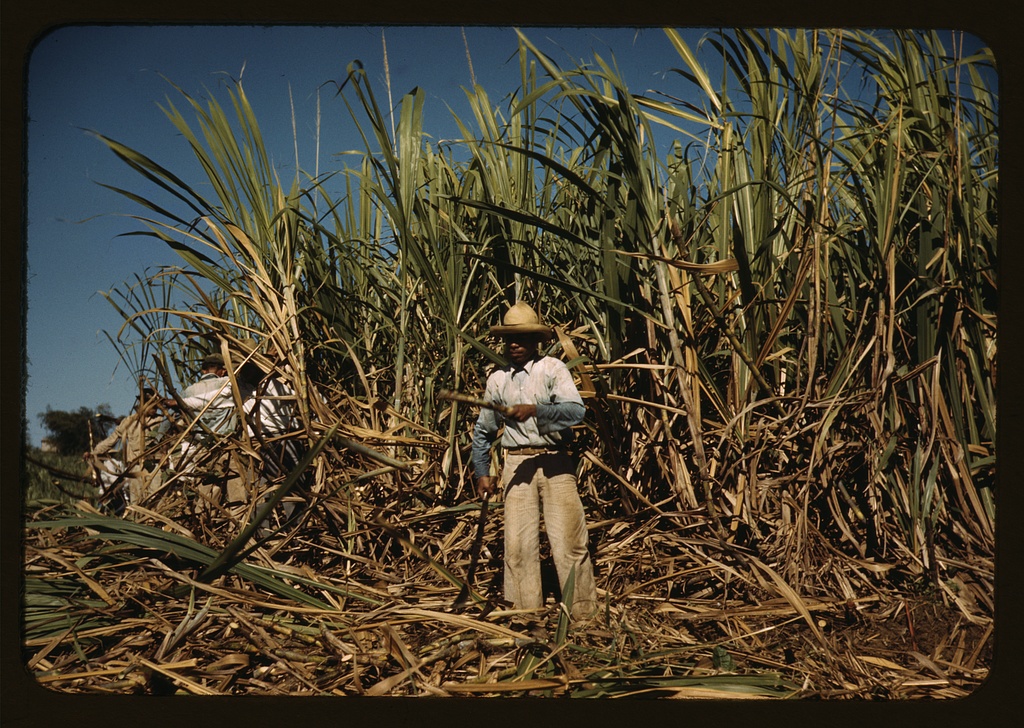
xmin=23 ymin=448 xmax=97 ymax=504
xmin=37 ymin=405 xmax=114 ymax=456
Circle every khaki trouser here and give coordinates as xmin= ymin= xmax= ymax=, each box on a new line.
xmin=502 ymin=451 xmax=598 ymax=618
xmin=177 ymin=444 xmax=252 ymax=512
xmin=127 ymin=468 xmax=163 ymax=507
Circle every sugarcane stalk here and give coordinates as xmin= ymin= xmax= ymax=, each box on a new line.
xmin=438 ymin=389 xmax=516 ymax=417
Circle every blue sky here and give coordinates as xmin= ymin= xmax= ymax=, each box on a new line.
xmin=24 ymin=24 xmax=701 ymax=446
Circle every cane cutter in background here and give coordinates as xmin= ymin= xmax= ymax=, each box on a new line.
xmin=453 ymin=490 xmax=491 ymax=609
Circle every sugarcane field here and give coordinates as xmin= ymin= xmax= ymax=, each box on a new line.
xmin=20 ymin=27 xmax=997 ymax=703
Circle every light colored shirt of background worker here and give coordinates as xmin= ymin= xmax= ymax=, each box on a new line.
xmin=85 ymin=386 xmax=164 ymax=508
xmin=238 ymin=352 xmax=309 ymax=527
xmin=167 ymin=351 xmax=249 ymax=507
xmin=471 ymin=302 xmax=598 ymax=619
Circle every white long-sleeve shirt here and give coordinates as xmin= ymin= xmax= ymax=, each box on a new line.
xmin=179 ymin=373 xmax=238 ymax=439
xmin=243 ymin=377 xmax=298 ymax=438
xmin=471 ymin=355 xmax=585 ymax=477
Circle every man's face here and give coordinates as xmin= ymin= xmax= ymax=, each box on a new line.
xmin=505 ymin=334 xmax=539 ymax=366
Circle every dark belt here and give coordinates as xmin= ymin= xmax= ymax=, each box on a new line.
xmin=505 ymin=446 xmax=566 ymax=456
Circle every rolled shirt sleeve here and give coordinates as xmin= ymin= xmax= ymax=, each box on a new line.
xmin=535 ymin=359 xmax=585 ymax=433
xmin=535 ymin=399 xmax=585 ymax=432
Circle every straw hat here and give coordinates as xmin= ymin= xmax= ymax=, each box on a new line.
xmin=489 ymin=302 xmax=553 ymax=340
xmin=235 ymin=337 xmax=271 ymax=381
xmin=237 ymin=338 xmax=260 ymax=356
xmin=201 ymin=352 xmax=225 ymax=369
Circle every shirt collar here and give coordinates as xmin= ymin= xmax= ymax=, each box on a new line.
xmin=509 ymin=355 xmax=541 ymax=374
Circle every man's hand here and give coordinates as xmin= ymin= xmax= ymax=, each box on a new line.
xmin=506 ymin=404 xmax=537 ymax=422
xmin=476 ymin=476 xmax=498 ymax=498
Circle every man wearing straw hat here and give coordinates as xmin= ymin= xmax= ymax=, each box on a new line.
xmin=168 ymin=351 xmax=249 ymax=509
xmin=84 ymin=383 xmax=165 ymax=511
xmin=471 ymin=302 xmax=598 ymax=619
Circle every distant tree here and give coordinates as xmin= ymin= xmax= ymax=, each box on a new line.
xmin=38 ymin=405 xmax=115 ymax=456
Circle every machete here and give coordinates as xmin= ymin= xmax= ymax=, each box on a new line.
xmin=453 ymin=490 xmax=491 ymax=609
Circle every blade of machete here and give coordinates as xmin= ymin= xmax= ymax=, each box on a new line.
xmin=453 ymin=491 xmax=491 ymax=608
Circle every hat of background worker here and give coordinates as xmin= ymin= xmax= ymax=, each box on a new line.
xmin=235 ymin=337 xmax=270 ymax=384
xmin=134 ymin=385 xmax=158 ymax=404
xmin=237 ymin=337 xmax=259 ymax=354
xmin=236 ymin=337 xmax=272 ymax=370
xmin=201 ymin=352 xmax=225 ymax=369
xmin=489 ymin=302 xmax=553 ymax=340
